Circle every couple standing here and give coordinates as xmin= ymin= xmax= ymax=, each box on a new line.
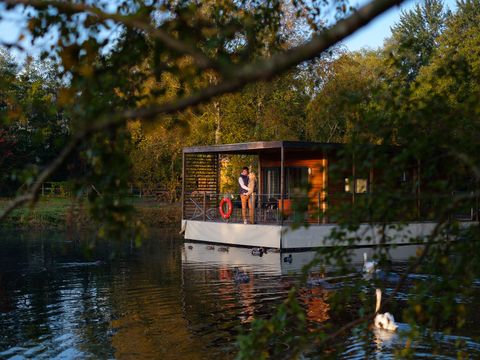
xmin=238 ymin=167 xmax=256 ymax=224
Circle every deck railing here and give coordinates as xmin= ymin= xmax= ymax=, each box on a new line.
xmin=183 ymin=191 xmax=479 ymax=225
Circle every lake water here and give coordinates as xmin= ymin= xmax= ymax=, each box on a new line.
xmin=1 ymin=229 xmax=480 ymax=359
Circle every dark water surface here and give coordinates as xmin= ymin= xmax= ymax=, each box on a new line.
xmin=1 ymin=229 xmax=480 ymax=359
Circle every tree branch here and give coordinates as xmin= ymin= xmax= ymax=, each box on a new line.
xmin=91 ymin=0 xmax=405 ymax=130
xmin=0 ymin=40 xmax=27 ymax=52
xmin=300 ymin=192 xmax=475 ymax=354
xmin=4 ymin=0 xmax=215 ymax=69
xmin=0 ymin=133 xmax=83 ymax=222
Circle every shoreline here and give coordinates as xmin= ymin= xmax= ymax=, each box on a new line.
xmin=0 ymin=197 xmax=181 ymax=230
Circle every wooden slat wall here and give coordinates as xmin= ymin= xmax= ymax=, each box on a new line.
xmin=183 ymin=153 xmax=219 ymax=219
xmin=317 ymin=149 xmax=349 ymax=210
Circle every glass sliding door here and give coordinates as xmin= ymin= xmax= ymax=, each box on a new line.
xmin=262 ymin=168 xmax=280 ymax=199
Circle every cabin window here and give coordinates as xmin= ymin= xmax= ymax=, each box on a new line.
xmin=286 ymin=167 xmax=309 ymax=197
xmin=345 ymin=178 xmax=368 ymax=193
xmin=344 ymin=178 xmax=351 ymax=193
xmin=262 ymin=167 xmax=309 ymax=198
xmin=355 ymin=179 xmax=368 ymax=193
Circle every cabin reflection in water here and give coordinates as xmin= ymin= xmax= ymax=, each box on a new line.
xmin=181 ymin=243 xmax=423 ymax=327
xmin=181 ymin=141 xmax=478 ymax=249
xmin=300 ymin=286 xmax=330 ymax=324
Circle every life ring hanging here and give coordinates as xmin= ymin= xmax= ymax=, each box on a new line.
xmin=219 ymin=197 xmax=233 ymax=219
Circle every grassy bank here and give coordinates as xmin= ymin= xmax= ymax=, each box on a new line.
xmin=0 ymin=197 xmax=181 ymax=229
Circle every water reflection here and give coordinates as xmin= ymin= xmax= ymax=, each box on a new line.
xmin=0 ymin=230 xmax=116 ymax=359
xmin=1 ymin=230 xmax=480 ymax=359
xmin=182 ymin=241 xmax=423 ymax=275
xmin=182 ymin=241 xmax=480 ymax=358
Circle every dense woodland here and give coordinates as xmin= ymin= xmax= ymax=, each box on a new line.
xmin=1 ymin=0 xmax=480 ymax=358
xmin=2 ymin=0 xmax=478 ymax=197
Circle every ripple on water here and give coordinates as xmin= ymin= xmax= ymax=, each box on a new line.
xmin=340 ymin=322 xmax=480 ymax=360
xmin=2 ymin=233 xmax=480 ymax=360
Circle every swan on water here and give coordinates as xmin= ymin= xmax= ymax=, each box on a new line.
xmin=373 ymin=288 xmax=398 ymax=331
xmin=363 ymin=252 xmax=377 ymax=274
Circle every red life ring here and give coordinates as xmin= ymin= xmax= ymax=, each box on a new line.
xmin=219 ymin=197 xmax=233 ymax=219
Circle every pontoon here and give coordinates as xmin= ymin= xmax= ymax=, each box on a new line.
xmin=180 ymin=141 xmax=478 ymax=249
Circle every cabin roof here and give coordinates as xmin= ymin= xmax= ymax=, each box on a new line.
xmin=183 ymin=141 xmax=345 ymax=154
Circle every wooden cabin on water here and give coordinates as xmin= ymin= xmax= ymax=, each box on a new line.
xmin=181 ymin=141 xmax=478 ymax=249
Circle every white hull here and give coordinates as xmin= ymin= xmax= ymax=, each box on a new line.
xmin=182 ymin=220 xmax=476 ymax=249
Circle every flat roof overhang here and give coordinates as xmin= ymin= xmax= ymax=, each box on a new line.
xmin=183 ymin=141 xmax=345 ymax=155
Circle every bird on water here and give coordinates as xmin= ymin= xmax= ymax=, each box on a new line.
xmin=373 ymin=288 xmax=398 ymax=332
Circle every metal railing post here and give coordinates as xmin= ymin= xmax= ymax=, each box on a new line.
xmin=317 ymin=191 xmax=321 ymax=224
xmin=471 ymin=190 xmax=474 ymax=221
xmin=476 ymin=189 xmax=479 ymax=222
xmin=280 ymin=146 xmax=285 ymax=229
xmin=203 ymin=192 xmax=207 ymax=222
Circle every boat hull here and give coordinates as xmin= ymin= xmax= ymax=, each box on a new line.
xmin=182 ymin=220 xmax=476 ymax=249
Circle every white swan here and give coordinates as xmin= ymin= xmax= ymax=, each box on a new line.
xmin=363 ymin=252 xmax=377 ymax=274
xmin=374 ymin=288 xmax=398 ymax=331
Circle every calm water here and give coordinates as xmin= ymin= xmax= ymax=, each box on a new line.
xmin=1 ymin=229 xmax=480 ymax=359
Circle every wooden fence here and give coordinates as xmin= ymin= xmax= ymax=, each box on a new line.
xmin=40 ymin=182 xmax=180 ymax=202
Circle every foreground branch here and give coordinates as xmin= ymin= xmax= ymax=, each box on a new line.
xmin=4 ymin=0 xmax=215 ymax=69
xmin=303 ymin=190 xmax=480 ymax=354
xmin=92 ymin=0 xmax=405 ymax=130
xmin=0 ymin=134 xmax=83 ymax=222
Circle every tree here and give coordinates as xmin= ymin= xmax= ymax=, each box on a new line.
xmin=384 ymin=0 xmax=449 ymax=85
xmin=305 ymin=50 xmax=385 ymax=143
xmin=128 ymin=119 xmax=184 ymax=201
xmin=0 ymin=49 xmax=18 ymax=191
xmin=404 ymin=0 xmax=480 ymax=190
xmin=0 ymin=50 xmax=69 ymax=195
